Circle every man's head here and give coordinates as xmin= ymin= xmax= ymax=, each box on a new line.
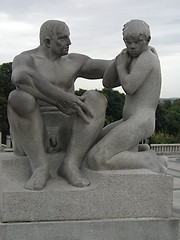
xmin=40 ymin=20 xmax=71 ymax=56
xmin=122 ymin=19 xmax=151 ymax=57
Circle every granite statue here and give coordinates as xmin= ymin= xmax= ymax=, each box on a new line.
xmin=7 ymin=20 xmax=110 ymax=190
xmin=87 ymin=19 xmax=168 ymax=172
xmin=8 ymin=19 xmax=167 ymax=191
xmin=3 ymin=19 xmax=178 ymax=240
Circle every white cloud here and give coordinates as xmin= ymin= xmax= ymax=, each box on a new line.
xmin=0 ymin=14 xmax=39 ymax=62
xmin=0 ymin=0 xmax=180 ymax=97
xmin=160 ymin=55 xmax=180 ymax=98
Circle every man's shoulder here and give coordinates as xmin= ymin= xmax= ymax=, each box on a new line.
xmin=139 ymin=49 xmax=160 ymax=67
xmin=143 ymin=48 xmax=159 ymax=61
xmin=13 ymin=49 xmax=38 ymax=65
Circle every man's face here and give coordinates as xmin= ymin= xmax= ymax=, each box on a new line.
xmin=50 ymin=24 xmax=71 ymax=57
xmin=123 ymin=34 xmax=148 ymax=58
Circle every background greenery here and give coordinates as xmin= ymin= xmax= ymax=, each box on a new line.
xmin=0 ymin=62 xmax=179 ymax=144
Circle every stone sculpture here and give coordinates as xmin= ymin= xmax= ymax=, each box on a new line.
xmin=87 ymin=19 xmax=168 ymax=172
xmin=8 ymin=19 xmax=167 ymax=191
xmin=7 ymin=19 xmax=110 ymax=190
xmin=3 ymin=19 xmax=178 ymax=240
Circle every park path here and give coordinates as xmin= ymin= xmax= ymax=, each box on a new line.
xmin=167 ymin=154 xmax=180 ymax=218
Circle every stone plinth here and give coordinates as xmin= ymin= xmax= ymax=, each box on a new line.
xmin=0 ymin=218 xmax=179 ymax=240
xmin=0 ymin=153 xmax=173 ymax=222
xmin=0 ymin=152 xmax=179 ymax=240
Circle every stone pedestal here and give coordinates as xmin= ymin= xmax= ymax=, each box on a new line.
xmin=0 ymin=218 xmax=179 ymax=240
xmin=0 ymin=153 xmax=179 ymax=240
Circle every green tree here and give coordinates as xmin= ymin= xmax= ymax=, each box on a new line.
xmin=165 ymin=99 xmax=180 ymax=135
xmin=75 ymin=88 xmax=86 ymax=96
xmin=155 ymin=103 xmax=167 ymax=133
xmin=101 ymin=88 xmax=125 ymax=125
xmin=0 ymin=62 xmax=14 ymax=143
xmin=154 ymin=99 xmax=180 ymax=143
xmin=151 ymin=132 xmax=179 ymax=144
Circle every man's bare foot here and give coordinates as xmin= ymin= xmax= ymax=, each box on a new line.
xmin=138 ymin=143 xmax=150 ymax=152
xmin=146 ymin=150 xmax=167 ymax=174
xmin=159 ymin=155 xmax=169 ymax=168
xmin=58 ymin=164 xmax=90 ymax=187
xmin=25 ymin=167 xmax=50 ymax=190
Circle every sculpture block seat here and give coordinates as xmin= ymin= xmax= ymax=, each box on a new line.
xmin=0 ymin=153 xmax=173 ymax=223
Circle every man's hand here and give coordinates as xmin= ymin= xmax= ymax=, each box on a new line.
xmin=57 ymin=93 xmax=93 ymax=124
xmin=149 ymin=46 xmax=158 ymax=57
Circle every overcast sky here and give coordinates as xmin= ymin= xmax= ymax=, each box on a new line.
xmin=0 ymin=0 xmax=179 ymax=98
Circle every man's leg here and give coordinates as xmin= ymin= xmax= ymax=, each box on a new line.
xmin=87 ymin=115 xmax=166 ymax=173
xmin=8 ymin=89 xmax=49 ymax=190
xmin=97 ymin=119 xmax=123 ymax=141
xmin=58 ymin=90 xmax=107 ymax=187
xmin=89 ymin=149 xmax=167 ymax=173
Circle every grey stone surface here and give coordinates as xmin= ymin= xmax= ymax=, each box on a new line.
xmin=0 ymin=153 xmax=173 ymax=222
xmin=0 ymin=218 xmax=179 ymax=240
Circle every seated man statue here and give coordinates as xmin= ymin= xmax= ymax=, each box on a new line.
xmin=8 ymin=20 xmax=110 ymax=190
xmin=87 ymin=19 xmax=168 ymax=173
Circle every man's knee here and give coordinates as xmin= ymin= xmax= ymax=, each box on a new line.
xmin=83 ymin=90 xmax=107 ymax=114
xmin=8 ymin=89 xmax=37 ymax=117
xmin=84 ymin=90 xmax=107 ymax=105
xmin=87 ymin=147 xmax=106 ymax=170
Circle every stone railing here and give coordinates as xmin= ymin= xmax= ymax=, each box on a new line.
xmin=151 ymin=144 xmax=180 ymax=154
xmin=0 ymin=133 xmax=13 ymax=152
xmin=1 ymin=132 xmax=180 ymax=154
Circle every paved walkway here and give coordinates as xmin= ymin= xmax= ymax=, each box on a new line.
xmin=166 ymin=154 xmax=180 ymax=218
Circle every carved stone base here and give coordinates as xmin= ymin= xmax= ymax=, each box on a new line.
xmin=0 ymin=218 xmax=179 ymax=240
xmin=0 ymin=153 xmax=173 ymax=222
xmin=0 ymin=153 xmax=179 ymax=240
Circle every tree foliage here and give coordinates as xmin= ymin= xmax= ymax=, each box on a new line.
xmin=100 ymin=88 xmax=125 ymax=125
xmin=0 ymin=62 xmax=15 ymax=143
xmin=154 ymin=99 xmax=180 ymax=143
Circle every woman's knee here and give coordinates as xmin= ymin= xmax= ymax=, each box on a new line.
xmin=8 ymin=89 xmax=37 ymax=117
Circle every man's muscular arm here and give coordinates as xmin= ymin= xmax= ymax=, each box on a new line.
xmin=12 ymin=54 xmax=92 ymax=123
xmin=77 ymin=54 xmax=120 ymax=88
xmin=103 ymin=60 xmax=120 ymax=88
xmin=76 ymin=54 xmax=112 ymax=79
